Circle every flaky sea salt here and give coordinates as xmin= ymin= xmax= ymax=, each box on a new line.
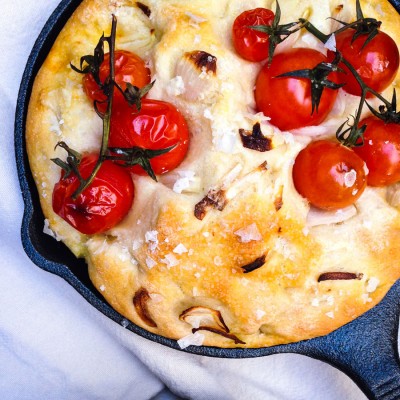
xmin=132 ymin=239 xmax=143 ymax=251
xmin=145 ymin=230 xmax=158 ymax=242
xmin=234 ymin=223 xmax=262 ymax=243
xmin=146 ymin=256 xmax=157 ymax=269
xmin=43 ymin=219 xmax=62 ymax=241
xmin=121 ymin=319 xmax=130 ymax=328
xmin=194 ymin=34 xmax=202 ymax=44
xmin=203 ymin=108 xmax=213 ymax=120
xmin=161 ymin=253 xmax=179 ymax=268
xmin=173 ymin=243 xmax=188 ymax=254
xmin=325 ymin=311 xmax=334 ymax=319
xmin=185 ymin=11 xmax=207 ymax=24
xmin=311 ymin=298 xmax=320 ymax=307
xmin=362 ymin=293 xmax=372 ymax=304
xmin=255 ymin=310 xmax=266 ymax=320
xmin=324 ymin=34 xmax=337 ymax=51
xmin=145 ymin=230 xmax=159 ymax=252
xmin=173 ymin=170 xmax=197 ymax=194
xmin=166 ymin=76 xmax=185 ymax=96
xmin=177 ymin=331 xmax=205 ymax=349
xmin=366 ymin=277 xmax=380 ymax=293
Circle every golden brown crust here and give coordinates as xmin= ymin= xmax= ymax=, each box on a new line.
xmin=27 ymin=0 xmax=400 ymax=348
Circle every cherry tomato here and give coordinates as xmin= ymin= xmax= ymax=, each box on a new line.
xmin=83 ymin=50 xmax=151 ymax=110
xmin=110 ymin=99 xmax=190 ymax=175
xmin=328 ymin=29 xmax=399 ymax=97
xmin=232 ymin=8 xmax=275 ymax=62
xmin=254 ymin=48 xmax=339 ymax=131
xmin=52 ymin=154 xmax=134 ymax=234
xmin=353 ymin=117 xmax=400 ymax=186
xmin=292 ymin=140 xmax=367 ymax=210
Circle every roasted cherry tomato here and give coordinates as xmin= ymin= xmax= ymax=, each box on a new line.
xmin=292 ymin=140 xmax=367 ymax=210
xmin=328 ymin=29 xmax=399 ymax=97
xmin=254 ymin=48 xmax=339 ymax=131
xmin=232 ymin=8 xmax=275 ymax=62
xmin=353 ymin=117 xmax=400 ymax=186
xmin=52 ymin=154 xmax=134 ymax=234
xmin=110 ymin=99 xmax=190 ymax=175
xmin=83 ymin=50 xmax=151 ymax=110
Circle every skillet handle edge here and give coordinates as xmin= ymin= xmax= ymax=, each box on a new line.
xmin=297 ymin=281 xmax=400 ymax=400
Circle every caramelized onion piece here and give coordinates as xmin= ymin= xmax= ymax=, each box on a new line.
xmin=179 ymin=306 xmax=229 ymax=332
xmin=185 ymin=50 xmax=217 ymax=74
xmin=241 ymin=255 xmax=266 ymax=273
xmin=274 ymin=186 xmax=284 ymax=212
xmin=318 ymin=272 xmax=363 ymax=282
xmin=194 ymin=189 xmax=227 ymax=220
xmin=136 ymin=1 xmax=151 ymax=17
xmin=175 ymin=50 xmax=217 ymax=102
xmin=133 ymin=288 xmax=157 ymax=327
xmin=239 ymin=123 xmax=273 ymax=152
xmin=192 ymin=327 xmax=246 ymax=344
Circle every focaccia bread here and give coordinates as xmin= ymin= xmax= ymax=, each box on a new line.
xmin=27 ymin=0 xmax=400 ymax=348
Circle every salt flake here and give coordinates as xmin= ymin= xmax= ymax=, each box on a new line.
xmin=324 ymin=34 xmax=337 ymax=51
xmin=366 ymin=277 xmax=380 ymax=293
xmin=234 ymin=223 xmax=262 ymax=243
xmin=255 ymin=310 xmax=266 ymax=320
xmin=161 ymin=253 xmax=179 ymax=268
xmin=145 ymin=230 xmax=159 ymax=252
xmin=43 ymin=219 xmax=62 ymax=241
xmin=166 ymin=76 xmax=185 ymax=96
xmin=146 ymin=256 xmax=157 ymax=269
xmin=173 ymin=243 xmax=188 ymax=254
xmin=177 ymin=331 xmax=205 ymax=349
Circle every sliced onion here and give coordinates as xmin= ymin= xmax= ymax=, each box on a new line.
xmin=179 ymin=306 xmax=229 ymax=331
xmin=174 ymin=50 xmax=217 ymax=102
xmin=306 ymin=205 xmax=357 ymax=227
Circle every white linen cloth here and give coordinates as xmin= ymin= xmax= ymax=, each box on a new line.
xmin=0 ymin=0 xmax=375 ymax=398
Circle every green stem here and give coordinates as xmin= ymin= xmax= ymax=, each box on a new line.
xmin=300 ymin=18 xmax=394 ymax=145
xmin=340 ymin=58 xmax=391 ymax=108
xmin=301 ymin=19 xmax=392 ymax=107
xmin=299 ymin=18 xmax=329 ymax=43
xmin=72 ymin=15 xmax=117 ymax=199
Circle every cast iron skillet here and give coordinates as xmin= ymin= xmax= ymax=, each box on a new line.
xmin=14 ymin=1 xmax=400 ymax=398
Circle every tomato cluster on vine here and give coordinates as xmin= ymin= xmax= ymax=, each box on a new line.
xmin=232 ymin=3 xmax=400 ymax=210
xmin=52 ymin=18 xmax=190 ymax=234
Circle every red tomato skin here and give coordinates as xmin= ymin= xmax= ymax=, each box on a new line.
xmin=292 ymin=140 xmax=367 ymax=210
xmin=328 ymin=30 xmax=399 ymax=97
xmin=255 ymin=48 xmax=339 ymax=131
xmin=52 ymin=154 xmax=134 ymax=234
xmin=83 ymin=50 xmax=151 ymax=110
xmin=353 ymin=117 xmax=400 ymax=186
xmin=232 ymin=8 xmax=275 ymax=62
xmin=110 ymin=99 xmax=190 ymax=175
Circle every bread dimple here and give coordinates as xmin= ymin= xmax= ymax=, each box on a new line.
xmin=27 ymin=0 xmax=400 ymax=347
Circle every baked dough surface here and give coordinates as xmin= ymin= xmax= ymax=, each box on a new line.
xmin=27 ymin=0 xmax=400 ymax=348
